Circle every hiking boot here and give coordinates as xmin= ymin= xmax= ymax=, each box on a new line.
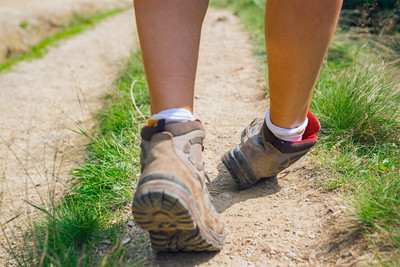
xmin=222 ymin=111 xmax=320 ymax=189
xmin=132 ymin=120 xmax=225 ymax=252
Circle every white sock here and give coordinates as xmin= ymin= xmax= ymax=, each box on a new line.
xmin=149 ymin=108 xmax=194 ymax=125
xmin=265 ymin=109 xmax=308 ymax=142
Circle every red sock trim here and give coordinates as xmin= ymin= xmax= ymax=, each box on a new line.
xmin=294 ymin=111 xmax=320 ymax=143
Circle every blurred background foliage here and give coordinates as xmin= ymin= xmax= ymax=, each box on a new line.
xmin=340 ymin=0 xmax=399 ymax=34
xmin=338 ymin=0 xmax=400 ymax=56
xmin=343 ymin=0 xmax=398 ymax=9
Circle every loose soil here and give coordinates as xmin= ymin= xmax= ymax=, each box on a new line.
xmin=121 ymin=9 xmax=373 ymax=267
xmin=0 ymin=4 xmax=373 ymax=267
xmin=0 ymin=9 xmax=137 ymax=265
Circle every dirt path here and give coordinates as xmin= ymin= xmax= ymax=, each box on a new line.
xmin=0 ymin=0 xmax=131 ymax=63
xmin=0 ymin=9 xmax=137 ymax=265
xmin=0 ymin=4 xmax=370 ymax=266
xmin=125 ymin=9 xmax=370 ymax=267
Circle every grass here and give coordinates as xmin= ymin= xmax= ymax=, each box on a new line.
xmin=212 ymin=0 xmax=400 ymax=264
xmin=313 ymin=62 xmax=399 ymax=143
xmin=313 ymin=59 xmax=400 ymax=264
xmin=7 ymin=1 xmax=398 ymax=265
xmin=10 ymin=52 xmax=150 ymax=266
xmin=0 ymin=7 xmax=129 ymax=73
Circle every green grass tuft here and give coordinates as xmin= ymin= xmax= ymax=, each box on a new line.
xmin=19 ymin=21 xmax=30 ymax=29
xmin=313 ymin=62 xmax=400 ymax=143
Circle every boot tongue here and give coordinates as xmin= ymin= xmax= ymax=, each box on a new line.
xmin=141 ymin=119 xmax=167 ymax=141
xmin=141 ymin=119 xmax=204 ymax=141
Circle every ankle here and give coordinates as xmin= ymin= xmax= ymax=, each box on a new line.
xmin=265 ymin=109 xmax=308 ymax=142
xmin=148 ymin=108 xmax=194 ymax=126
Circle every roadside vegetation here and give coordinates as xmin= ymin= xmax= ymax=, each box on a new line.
xmin=0 ymin=7 xmax=129 ymax=73
xmin=7 ymin=52 xmax=149 ymax=266
xmin=5 ymin=0 xmax=398 ymax=265
xmin=212 ymin=0 xmax=399 ymax=265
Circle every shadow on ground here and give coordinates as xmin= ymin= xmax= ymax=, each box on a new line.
xmin=209 ymin=162 xmax=281 ymax=213
xmin=118 ymin=161 xmax=283 ymax=266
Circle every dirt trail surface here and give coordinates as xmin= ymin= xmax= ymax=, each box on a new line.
xmin=124 ymin=9 xmax=371 ymax=267
xmin=0 ymin=9 xmax=137 ymax=265
xmin=0 ymin=0 xmax=131 ymax=63
xmin=0 ymin=4 xmax=370 ymax=266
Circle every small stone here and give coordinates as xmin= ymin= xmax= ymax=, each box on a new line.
xmin=217 ymin=16 xmax=228 ymax=22
xmin=194 ymin=94 xmax=201 ymax=99
xmin=270 ymin=250 xmax=277 ymax=255
xmin=127 ymin=221 xmax=135 ymax=227
xmin=121 ymin=237 xmax=131 ymax=245
xmin=308 ymin=233 xmax=316 ymax=239
xmin=294 ymin=230 xmax=304 ymax=236
xmin=326 ymin=208 xmax=334 ymax=214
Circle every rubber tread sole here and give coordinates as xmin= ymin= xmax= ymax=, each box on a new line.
xmin=132 ymin=178 xmax=224 ymax=252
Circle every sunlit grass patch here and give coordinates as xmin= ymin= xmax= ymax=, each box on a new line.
xmin=312 ymin=60 xmax=399 ymax=264
xmin=313 ymin=62 xmax=399 ymax=143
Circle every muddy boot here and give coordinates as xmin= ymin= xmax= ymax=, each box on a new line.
xmin=132 ymin=120 xmax=225 ymax=252
xmin=222 ymin=111 xmax=320 ymax=189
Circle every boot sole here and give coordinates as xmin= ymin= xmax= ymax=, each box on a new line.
xmin=132 ymin=172 xmax=225 ymax=252
xmin=221 ymin=146 xmax=260 ymax=189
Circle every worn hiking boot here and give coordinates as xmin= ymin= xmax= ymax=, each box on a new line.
xmin=222 ymin=111 xmax=320 ymax=189
xmin=132 ymin=120 xmax=225 ymax=252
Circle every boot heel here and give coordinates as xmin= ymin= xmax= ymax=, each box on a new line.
xmin=221 ymin=146 xmax=259 ymax=189
xmin=132 ymin=183 xmax=196 ymax=232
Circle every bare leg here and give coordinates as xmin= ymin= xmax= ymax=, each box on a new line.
xmin=266 ymin=0 xmax=342 ymax=128
xmin=134 ymin=0 xmax=208 ymax=114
